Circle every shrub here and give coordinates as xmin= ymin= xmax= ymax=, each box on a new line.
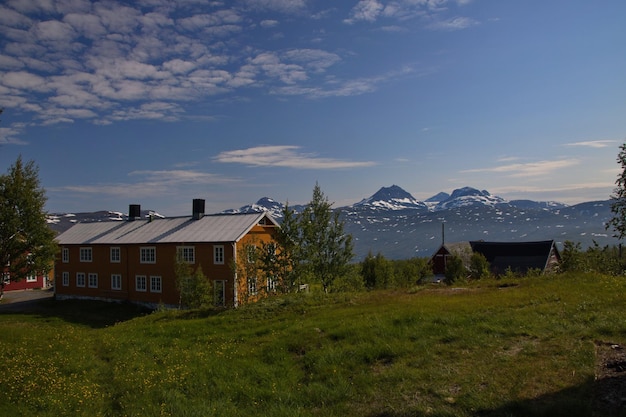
xmin=444 ymin=255 xmax=466 ymax=285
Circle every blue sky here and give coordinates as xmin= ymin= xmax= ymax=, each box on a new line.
xmin=1 ymin=0 xmax=624 ymax=216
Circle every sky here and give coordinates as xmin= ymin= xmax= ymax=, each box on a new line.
xmin=0 ymin=0 xmax=625 ymax=216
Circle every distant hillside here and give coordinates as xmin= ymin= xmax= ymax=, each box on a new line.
xmin=49 ymin=185 xmax=617 ymax=261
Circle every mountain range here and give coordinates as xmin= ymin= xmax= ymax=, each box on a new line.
xmin=48 ymin=185 xmax=618 ymax=261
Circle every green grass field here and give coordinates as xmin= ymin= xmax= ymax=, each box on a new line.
xmin=1 ymin=273 xmax=625 ymax=416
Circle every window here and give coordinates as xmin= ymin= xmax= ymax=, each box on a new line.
xmin=88 ymin=273 xmax=98 ymax=288
xmin=2 ymin=272 xmax=10 ymax=285
xmin=135 ymin=275 xmax=147 ymax=292
xmin=62 ymin=247 xmax=69 ymax=263
xmin=76 ymin=272 xmax=86 ymax=287
xmin=177 ymin=246 xmax=195 ymax=263
xmin=111 ymin=274 xmax=122 ymax=290
xmin=214 ymin=245 xmax=224 ymax=264
xmin=267 ymin=276 xmax=277 ymax=293
xmin=62 ymin=272 xmax=69 ymax=286
xmin=79 ymin=247 xmax=92 ymax=262
xmin=150 ymin=276 xmax=162 ymax=293
xmin=247 ymin=277 xmax=257 ymax=296
xmin=26 ymin=274 xmax=37 ymax=283
xmin=246 ymin=245 xmax=257 ymax=263
xmin=110 ymin=247 xmax=121 ymax=263
xmin=140 ymin=247 xmax=156 ymax=264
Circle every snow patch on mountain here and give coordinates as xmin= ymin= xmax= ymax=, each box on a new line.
xmin=435 ymin=187 xmax=506 ymax=210
xmin=353 ymin=185 xmax=427 ymax=211
xmin=222 ymin=197 xmax=285 ymax=219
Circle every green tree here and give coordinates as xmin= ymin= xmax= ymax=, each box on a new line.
xmin=260 ymin=202 xmax=301 ymax=292
xmin=361 ymin=251 xmax=394 ymax=289
xmin=469 ymin=252 xmax=490 ymax=279
xmin=299 ymin=183 xmax=354 ymax=293
xmin=0 ymin=156 xmax=57 ymax=299
xmin=175 ymin=259 xmax=212 ymax=309
xmin=607 ymin=142 xmax=626 ymax=239
xmin=444 ymin=255 xmax=465 ymax=285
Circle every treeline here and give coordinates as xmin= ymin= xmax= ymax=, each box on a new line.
xmin=560 ymin=240 xmax=626 ymax=276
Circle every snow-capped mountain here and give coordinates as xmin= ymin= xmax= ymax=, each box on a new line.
xmin=353 ymin=185 xmax=427 ymax=211
xmin=221 ymin=197 xmax=305 ymax=219
xmin=48 ymin=185 xmax=617 ymax=261
xmin=434 ymin=187 xmax=506 ymax=211
xmin=509 ymin=200 xmax=568 ymax=210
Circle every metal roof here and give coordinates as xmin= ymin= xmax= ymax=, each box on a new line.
xmin=56 ymin=212 xmax=278 ymax=245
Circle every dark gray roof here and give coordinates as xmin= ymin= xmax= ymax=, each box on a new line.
xmin=56 ymin=212 xmax=278 ymax=245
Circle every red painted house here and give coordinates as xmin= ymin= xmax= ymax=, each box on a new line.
xmin=2 ymin=268 xmax=52 ymax=292
xmin=54 ymin=200 xmax=279 ymax=308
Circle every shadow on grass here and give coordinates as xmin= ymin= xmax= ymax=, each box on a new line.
xmin=0 ymin=297 xmax=151 ymax=329
xmin=369 ymin=375 xmax=626 ymax=417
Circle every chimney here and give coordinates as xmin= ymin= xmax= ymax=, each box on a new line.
xmin=129 ymin=204 xmax=141 ymax=221
xmin=192 ymin=199 xmax=205 ymax=220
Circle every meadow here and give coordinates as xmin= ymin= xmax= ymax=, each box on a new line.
xmin=1 ymin=272 xmax=625 ymax=416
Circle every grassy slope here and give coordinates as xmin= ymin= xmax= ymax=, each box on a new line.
xmin=1 ymin=273 xmax=625 ymax=416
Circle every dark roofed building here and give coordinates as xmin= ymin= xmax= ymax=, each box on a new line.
xmin=431 ymin=240 xmax=560 ymax=276
xmin=469 ymin=240 xmax=560 ymax=275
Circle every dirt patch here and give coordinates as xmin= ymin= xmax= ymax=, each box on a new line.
xmin=593 ymin=341 xmax=626 ymax=416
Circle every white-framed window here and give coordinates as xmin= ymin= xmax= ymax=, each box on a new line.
xmin=110 ymin=247 xmax=121 ymax=263
xmin=150 ymin=276 xmax=162 ymax=293
xmin=111 ymin=274 xmax=122 ymax=290
xmin=79 ymin=247 xmax=92 ymax=262
xmin=2 ymin=272 xmax=10 ymax=285
xmin=177 ymin=246 xmax=195 ymax=264
xmin=76 ymin=272 xmax=86 ymax=287
xmin=140 ymin=247 xmax=156 ymax=264
xmin=246 ymin=245 xmax=257 ymax=263
xmin=135 ymin=275 xmax=147 ymax=292
xmin=88 ymin=273 xmax=98 ymax=288
xmin=62 ymin=247 xmax=69 ymax=263
xmin=214 ymin=245 xmax=224 ymax=264
xmin=62 ymin=272 xmax=69 ymax=286
xmin=267 ymin=276 xmax=277 ymax=293
xmin=26 ymin=274 xmax=37 ymax=283
xmin=247 ymin=277 xmax=257 ymax=296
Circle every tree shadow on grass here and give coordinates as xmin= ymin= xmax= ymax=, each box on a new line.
xmin=0 ymin=297 xmax=151 ymax=329
xmin=369 ymin=374 xmax=626 ymax=417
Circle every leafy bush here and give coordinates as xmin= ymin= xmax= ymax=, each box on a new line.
xmin=469 ymin=252 xmax=490 ymax=279
xmin=444 ymin=255 xmax=466 ymax=285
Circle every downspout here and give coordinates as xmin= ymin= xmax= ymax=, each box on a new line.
xmin=232 ymin=242 xmax=238 ymax=308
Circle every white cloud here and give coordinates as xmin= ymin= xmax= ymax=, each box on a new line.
xmin=52 ymin=168 xmax=240 ymax=199
xmin=427 ymin=16 xmax=479 ymax=31
xmin=33 ymin=20 xmax=77 ymax=42
xmin=461 ymin=159 xmax=580 ymax=178
xmin=345 ymin=0 xmax=384 ymax=24
xmin=0 ymin=55 xmax=24 ymax=70
xmin=0 ymin=125 xmax=28 ymax=145
xmin=0 ymin=0 xmax=440 ymax=136
xmin=566 ymin=140 xmax=617 ymax=148
xmin=0 ymin=71 xmax=51 ymax=92
xmin=63 ymin=13 xmax=108 ymax=39
xmin=215 ymin=145 xmax=377 ymax=169
xmin=260 ymin=19 xmax=279 ymax=28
